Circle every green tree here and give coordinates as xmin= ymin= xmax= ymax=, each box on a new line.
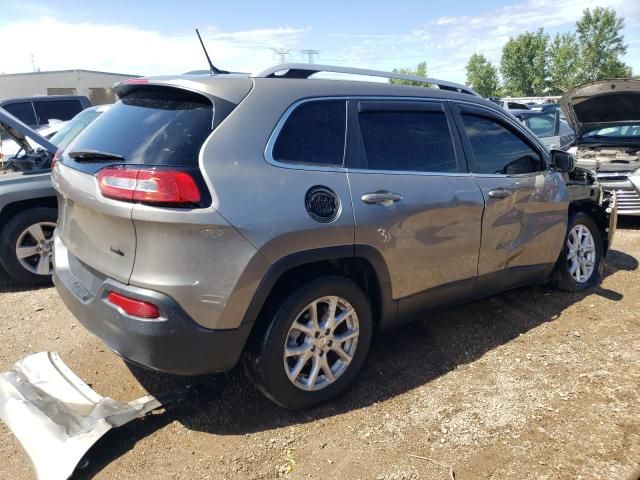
xmin=576 ymin=7 xmax=632 ymax=81
xmin=500 ymin=28 xmax=550 ymax=96
xmin=465 ymin=53 xmax=500 ymax=97
xmin=389 ymin=61 xmax=429 ymax=86
xmin=548 ymin=33 xmax=581 ymax=93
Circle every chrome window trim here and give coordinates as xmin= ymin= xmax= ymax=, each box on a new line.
xmin=346 ymin=168 xmax=472 ymax=178
xmin=470 ymin=172 xmax=548 ymax=179
xmin=264 ymin=95 xmax=464 ymax=175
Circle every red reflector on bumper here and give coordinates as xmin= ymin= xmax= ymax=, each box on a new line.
xmin=106 ymin=292 xmax=160 ymax=319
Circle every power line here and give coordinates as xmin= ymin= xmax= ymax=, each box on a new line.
xmin=271 ymin=48 xmax=292 ymax=64
xmin=300 ymin=50 xmax=321 ymax=64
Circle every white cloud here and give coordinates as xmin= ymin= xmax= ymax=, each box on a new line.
xmin=0 ymin=0 xmax=638 ymax=84
xmin=0 ymin=18 xmax=308 ymax=75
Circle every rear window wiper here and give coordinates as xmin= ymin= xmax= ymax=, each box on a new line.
xmin=68 ymin=149 xmax=125 ymax=162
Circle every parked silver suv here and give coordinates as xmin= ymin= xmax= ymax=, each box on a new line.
xmin=52 ymin=64 xmax=616 ymax=409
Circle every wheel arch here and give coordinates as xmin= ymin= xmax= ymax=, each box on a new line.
xmin=0 ymin=197 xmax=58 ymax=233
xmin=568 ymin=200 xmax=612 ymax=254
xmin=242 ymin=245 xmax=396 ymax=351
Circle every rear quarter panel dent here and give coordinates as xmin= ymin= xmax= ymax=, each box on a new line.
xmin=129 ymin=206 xmax=270 ymax=330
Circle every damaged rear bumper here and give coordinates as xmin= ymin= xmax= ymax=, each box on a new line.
xmin=53 ymin=233 xmax=252 ymax=376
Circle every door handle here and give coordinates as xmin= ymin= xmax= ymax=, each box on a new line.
xmin=361 ymin=191 xmax=403 ymax=205
xmin=488 ymin=188 xmax=513 ymax=199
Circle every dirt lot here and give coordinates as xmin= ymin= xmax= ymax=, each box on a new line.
xmin=1 ymin=221 xmax=639 ymax=480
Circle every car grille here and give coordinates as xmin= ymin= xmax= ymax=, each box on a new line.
xmin=596 ymin=173 xmax=640 ymax=215
xmin=615 ymin=188 xmax=640 ymax=213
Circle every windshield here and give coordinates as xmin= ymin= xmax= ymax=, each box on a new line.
xmin=49 ymin=109 xmax=102 ymax=150
xmin=583 ymin=125 xmax=640 ymax=138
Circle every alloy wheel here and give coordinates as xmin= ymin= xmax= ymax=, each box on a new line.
xmin=566 ymin=223 xmax=596 ymax=284
xmin=15 ymin=222 xmax=56 ymax=276
xmin=283 ymin=296 xmax=360 ymax=391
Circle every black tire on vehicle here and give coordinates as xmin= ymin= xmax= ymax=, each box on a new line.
xmin=0 ymin=207 xmax=57 ymax=286
xmin=244 ymin=276 xmax=373 ymax=410
xmin=551 ymin=212 xmax=604 ymax=292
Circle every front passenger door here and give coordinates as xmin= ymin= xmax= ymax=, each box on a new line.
xmin=452 ymin=103 xmax=569 ymax=292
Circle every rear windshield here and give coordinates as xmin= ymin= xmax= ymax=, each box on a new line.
xmin=3 ymin=102 xmax=37 ymax=126
xmin=34 ymin=99 xmax=83 ymax=124
xmin=68 ymin=87 xmax=213 ymax=166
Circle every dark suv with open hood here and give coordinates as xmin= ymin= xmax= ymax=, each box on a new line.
xmin=561 ymin=79 xmax=640 ymax=216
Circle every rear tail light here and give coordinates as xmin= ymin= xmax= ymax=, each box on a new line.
xmin=97 ymin=167 xmax=201 ymax=206
xmin=50 ymin=148 xmax=62 ymax=170
xmin=106 ymin=292 xmax=160 ymax=319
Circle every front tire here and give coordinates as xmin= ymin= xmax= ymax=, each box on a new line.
xmin=0 ymin=207 xmax=57 ymax=286
xmin=244 ymin=276 xmax=373 ymax=410
xmin=551 ymin=212 xmax=603 ymax=292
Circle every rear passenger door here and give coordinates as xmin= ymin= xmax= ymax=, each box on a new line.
xmin=347 ymin=100 xmax=485 ymax=320
xmin=451 ymin=103 xmax=569 ymax=292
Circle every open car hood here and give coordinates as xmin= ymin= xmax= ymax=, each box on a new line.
xmin=560 ymin=79 xmax=640 ymax=138
xmin=0 ymin=107 xmax=56 ymax=155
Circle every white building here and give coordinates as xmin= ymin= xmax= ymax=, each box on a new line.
xmin=0 ymin=69 xmax=140 ymax=104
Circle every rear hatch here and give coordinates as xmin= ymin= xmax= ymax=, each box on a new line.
xmin=53 ymin=79 xmax=252 ymax=284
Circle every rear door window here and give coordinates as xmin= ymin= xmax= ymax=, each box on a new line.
xmin=68 ymin=87 xmax=213 ymax=167
xmin=461 ymin=114 xmax=544 ymax=175
xmin=34 ymin=99 xmax=84 ymax=124
xmin=358 ymin=106 xmax=458 ymax=173
xmin=272 ymin=100 xmax=346 ymax=167
xmin=3 ymin=102 xmax=37 ymax=126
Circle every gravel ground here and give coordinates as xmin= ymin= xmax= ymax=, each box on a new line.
xmin=1 ymin=220 xmax=639 ymax=480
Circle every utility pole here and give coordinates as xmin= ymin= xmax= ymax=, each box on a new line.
xmin=30 ymin=54 xmax=37 ymax=72
xmin=271 ymin=48 xmax=292 ymax=64
xmin=300 ymin=50 xmax=320 ymax=64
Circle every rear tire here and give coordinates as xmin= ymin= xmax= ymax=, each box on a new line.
xmin=551 ymin=212 xmax=603 ymax=292
xmin=243 ymin=276 xmax=373 ymax=410
xmin=0 ymin=207 xmax=57 ymax=286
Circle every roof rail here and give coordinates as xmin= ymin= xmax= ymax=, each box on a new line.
xmin=256 ymin=63 xmax=480 ymax=97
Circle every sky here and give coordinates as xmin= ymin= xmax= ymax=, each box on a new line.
xmin=1 ymin=0 xmax=639 ymax=83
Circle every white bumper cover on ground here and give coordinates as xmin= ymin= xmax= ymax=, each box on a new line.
xmin=0 ymin=352 xmax=162 ymax=480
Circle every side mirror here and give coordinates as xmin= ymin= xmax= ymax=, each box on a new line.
xmin=550 ymin=149 xmax=575 ymax=173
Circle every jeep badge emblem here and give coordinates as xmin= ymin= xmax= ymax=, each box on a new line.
xmin=305 ymin=186 xmax=340 ymax=223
